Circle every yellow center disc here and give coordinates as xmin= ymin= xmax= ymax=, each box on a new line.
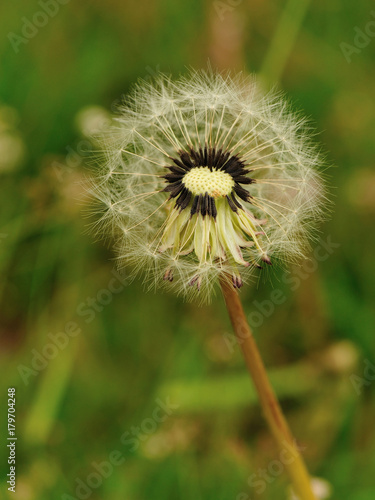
xmin=182 ymin=167 xmax=234 ymax=198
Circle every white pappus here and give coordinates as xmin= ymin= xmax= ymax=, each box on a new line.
xmin=90 ymin=69 xmax=326 ymax=303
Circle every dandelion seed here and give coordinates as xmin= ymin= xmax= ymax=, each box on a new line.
xmin=91 ymin=70 xmax=325 ymax=302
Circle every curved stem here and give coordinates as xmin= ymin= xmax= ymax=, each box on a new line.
xmin=220 ymin=277 xmax=317 ymax=500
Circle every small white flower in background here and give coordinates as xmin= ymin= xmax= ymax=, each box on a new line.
xmin=91 ymin=70 xmax=326 ymax=302
xmin=290 ymin=477 xmax=332 ymax=499
xmin=75 ymin=105 xmax=111 ymax=137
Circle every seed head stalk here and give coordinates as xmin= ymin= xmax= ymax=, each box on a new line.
xmin=220 ymin=276 xmax=318 ymax=500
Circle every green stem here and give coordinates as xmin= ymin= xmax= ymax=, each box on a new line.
xmin=260 ymin=0 xmax=311 ymax=83
xmin=220 ymin=277 xmax=317 ymax=500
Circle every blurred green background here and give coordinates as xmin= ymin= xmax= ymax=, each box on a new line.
xmin=1 ymin=0 xmax=375 ymax=499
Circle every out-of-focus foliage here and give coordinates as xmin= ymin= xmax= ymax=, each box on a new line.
xmin=1 ymin=0 xmax=375 ymax=499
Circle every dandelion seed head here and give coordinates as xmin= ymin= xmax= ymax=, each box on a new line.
xmin=90 ymin=69 xmax=327 ymax=303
